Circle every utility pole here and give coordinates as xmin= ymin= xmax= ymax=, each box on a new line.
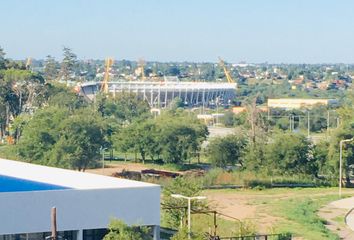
xmin=327 ymin=110 xmax=330 ymax=137
xmin=307 ymin=111 xmax=310 ymax=138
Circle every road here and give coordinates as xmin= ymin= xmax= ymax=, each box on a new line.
xmin=319 ymin=196 xmax=354 ymax=239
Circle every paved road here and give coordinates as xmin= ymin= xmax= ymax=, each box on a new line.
xmin=332 ymin=197 xmax=354 ymax=230
xmin=320 ymin=197 xmax=354 ymax=239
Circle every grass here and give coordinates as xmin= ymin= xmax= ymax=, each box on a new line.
xmin=270 ymin=195 xmax=340 ymax=239
xmin=331 ymin=215 xmax=346 ymax=228
xmin=191 ymin=213 xmax=241 ymax=237
xmin=201 ymin=188 xmax=354 ymax=239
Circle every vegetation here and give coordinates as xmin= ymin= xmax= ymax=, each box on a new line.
xmin=162 ymin=177 xmax=207 ymax=229
xmin=1 ymin=44 xmax=354 ymax=185
xmin=207 ymin=134 xmax=246 ymax=168
xmin=103 ymin=219 xmax=151 ymax=240
xmin=199 ymin=187 xmax=353 ymax=239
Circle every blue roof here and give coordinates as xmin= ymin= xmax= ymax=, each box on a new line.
xmin=0 ymin=175 xmax=70 ymax=192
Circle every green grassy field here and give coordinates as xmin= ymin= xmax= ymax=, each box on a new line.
xmin=194 ymin=188 xmax=354 ymax=239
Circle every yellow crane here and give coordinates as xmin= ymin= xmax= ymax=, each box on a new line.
xmin=25 ymin=57 xmax=32 ymax=70
xmin=218 ymin=57 xmax=235 ymax=84
xmin=101 ymin=58 xmax=114 ymax=94
xmin=138 ymin=58 xmax=146 ymax=81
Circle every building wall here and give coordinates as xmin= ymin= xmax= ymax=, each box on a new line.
xmin=267 ymin=98 xmax=330 ymax=109
xmin=0 ymin=186 xmax=160 ymax=235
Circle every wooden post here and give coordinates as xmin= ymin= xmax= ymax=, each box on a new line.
xmin=51 ymin=207 xmax=57 ymax=240
xmin=213 ymin=211 xmax=217 ymax=237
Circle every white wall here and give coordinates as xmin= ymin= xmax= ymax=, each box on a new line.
xmin=0 ymin=186 xmax=160 ymax=235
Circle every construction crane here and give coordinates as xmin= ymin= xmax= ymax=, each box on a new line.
xmin=218 ymin=57 xmax=235 ymax=84
xmin=25 ymin=57 xmax=32 ymax=70
xmin=101 ymin=58 xmax=114 ymax=94
xmin=138 ymin=58 xmax=146 ymax=81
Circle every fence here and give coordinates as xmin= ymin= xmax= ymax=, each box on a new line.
xmin=218 ymin=233 xmax=292 ymax=240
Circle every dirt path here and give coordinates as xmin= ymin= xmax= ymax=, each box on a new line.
xmin=318 ymin=197 xmax=354 ymax=239
xmin=204 ymin=191 xmax=285 ymax=234
xmin=86 ymin=162 xmax=152 ymax=176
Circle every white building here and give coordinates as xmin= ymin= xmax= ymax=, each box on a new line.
xmin=0 ymin=159 xmax=160 ymax=240
xmin=267 ymin=98 xmax=338 ymax=110
xmin=79 ymin=80 xmax=237 ymax=108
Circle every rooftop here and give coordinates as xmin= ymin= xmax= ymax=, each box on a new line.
xmin=0 ymin=158 xmax=158 ymax=192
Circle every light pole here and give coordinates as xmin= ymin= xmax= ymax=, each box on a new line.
xmin=171 ymin=194 xmax=206 ymax=239
xmin=100 ymin=147 xmax=107 ymax=170
xmin=339 ymin=138 xmax=354 ymax=197
xmin=307 ymin=110 xmax=310 ymax=139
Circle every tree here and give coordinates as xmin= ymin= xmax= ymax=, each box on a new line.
xmin=44 ymin=55 xmax=59 ymax=81
xmin=60 ymin=47 xmax=77 ymax=82
xmin=167 ymin=66 xmax=180 ymax=76
xmin=156 ymin=112 xmax=208 ymax=164
xmin=114 ymin=119 xmax=158 ymax=163
xmin=207 ymin=134 xmax=247 ymax=168
xmin=0 ymin=46 xmax=6 ymax=70
xmin=48 ymin=109 xmax=106 ymax=171
xmin=103 ymin=219 xmax=152 ymax=240
xmin=327 ymin=127 xmax=354 ymax=184
xmin=159 ymin=123 xmax=198 ymax=163
xmin=243 ymin=97 xmax=269 ymax=171
xmin=97 ymin=93 xmax=150 ymax=123
xmin=222 ymin=111 xmax=235 ymax=127
xmin=170 ymin=97 xmax=184 ymax=110
xmin=47 ymin=85 xmax=87 ymax=111
xmin=265 ymin=132 xmax=317 ymax=176
xmin=162 ymin=177 xmax=207 ymax=229
xmin=18 ymin=106 xmax=69 ymax=162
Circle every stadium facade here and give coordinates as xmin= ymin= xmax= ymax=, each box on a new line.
xmin=79 ymin=80 xmax=237 ymax=108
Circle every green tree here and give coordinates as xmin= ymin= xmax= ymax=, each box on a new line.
xmin=156 ymin=112 xmax=208 ymax=164
xmin=327 ymin=127 xmax=354 ymax=184
xmin=162 ymin=177 xmax=207 ymax=229
xmin=60 ymin=47 xmax=77 ymax=82
xmin=0 ymin=46 xmax=6 ymax=70
xmin=48 ymin=108 xmax=106 ymax=171
xmin=222 ymin=111 xmax=235 ymax=127
xmin=48 ymin=87 xmax=87 ymax=111
xmin=97 ymin=93 xmax=150 ymax=123
xmin=103 ymin=219 xmax=152 ymax=240
xmin=207 ymin=134 xmax=247 ymax=168
xmin=265 ymin=132 xmax=317 ymax=176
xmin=44 ymin=55 xmax=59 ymax=81
xmin=17 ymin=106 xmax=69 ymax=162
xmin=114 ymin=119 xmax=158 ymax=163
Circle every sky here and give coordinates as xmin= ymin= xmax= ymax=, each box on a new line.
xmin=1 ymin=0 xmax=354 ymax=63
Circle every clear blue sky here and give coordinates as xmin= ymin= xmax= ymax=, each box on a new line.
xmin=2 ymin=0 xmax=354 ymax=63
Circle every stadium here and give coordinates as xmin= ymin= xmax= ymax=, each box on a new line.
xmin=79 ymin=80 xmax=237 ymax=108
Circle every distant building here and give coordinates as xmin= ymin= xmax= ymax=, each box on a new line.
xmin=80 ymin=80 xmax=237 ymax=108
xmin=267 ymin=98 xmax=337 ymax=109
xmin=0 ymin=159 xmax=160 ymax=240
xmin=232 ymin=106 xmax=268 ymax=114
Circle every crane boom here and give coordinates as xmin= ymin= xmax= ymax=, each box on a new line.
xmin=218 ymin=57 xmax=235 ymax=84
xmin=101 ymin=58 xmax=114 ymax=94
xmin=138 ymin=58 xmax=146 ymax=81
xmin=25 ymin=57 xmax=32 ymax=70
